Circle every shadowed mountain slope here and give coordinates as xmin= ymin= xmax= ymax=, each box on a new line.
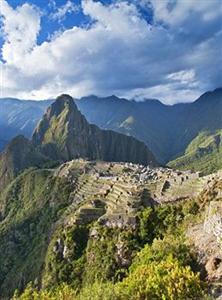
xmin=0 ymin=135 xmax=49 ymax=190
xmin=168 ymin=130 xmax=222 ymax=175
xmin=76 ymin=88 xmax=222 ymax=163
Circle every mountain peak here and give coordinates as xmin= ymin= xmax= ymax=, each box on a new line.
xmin=57 ymin=94 xmax=73 ymax=100
xmin=32 ymin=94 xmax=83 ymax=151
xmin=32 ymin=94 xmax=157 ymax=165
xmin=56 ymin=94 xmax=75 ymax=106
xmin=7 ymin=134 xmax=29 ymax=148
xmin=47 ymin=94 xmax=78 ymax=117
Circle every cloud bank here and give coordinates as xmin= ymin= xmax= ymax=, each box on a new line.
xmin=0 ymin=0 xmax=221 ymax=104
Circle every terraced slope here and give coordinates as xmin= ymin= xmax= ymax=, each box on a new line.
xmin=52 ymin=160 xmax=218 ymax=228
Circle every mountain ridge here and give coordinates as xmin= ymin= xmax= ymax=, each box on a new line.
xmin=0 ymin=87 xmax=221 ymax=166
xmin=76 ymin=87 xmax=222 ymax=163
xmin=1 ymin=158 xmax=221 ymax=299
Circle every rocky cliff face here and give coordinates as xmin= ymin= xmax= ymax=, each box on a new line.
xmin=32 ymin=94 xmax=157 ymax=166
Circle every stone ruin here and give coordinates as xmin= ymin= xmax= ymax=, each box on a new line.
xmin=56 ymin=159 xmax=211 ymax=230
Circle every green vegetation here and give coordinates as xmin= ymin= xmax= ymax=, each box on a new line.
xmin=0 ymin=91 xmax=222 ymax=299
xmin=77 ymin=88 xmax=222 ymax=163
xmin=31 ymin=94 xmax=157 ymax=165
xmin=11 ymin=198 xmax=207 ymax=300
xmin=168 ymin=130 xmax=222 ymax=175
xmin=42 ymin=109 xmax=69 ymax=147
xmin=1 ymin=88 xmax=222 ymax=164
xmin=0 ymin=168 xmax=73 ymax=298
xmin=117 ymin=256 xmax=204 ymax=300
xmin=42 ymin=225 xmax=89 ymax=290
xmin=13 ymin=256 xmax=204 ymax=300
xmin=0 ymin=150 xmax=220 ymax=299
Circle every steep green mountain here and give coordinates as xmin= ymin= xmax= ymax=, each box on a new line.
xmin=0 ymin=91 xmax=221 ymax=299
xmin=168 ymin=130 xmax=222 ymax=175
xmin=32 ymin=94 xmax=157 ymax=166
xmin=0 ymin=168 xmax=72 ymax=298
xmin=0 ymin=95 xmax=157 ymax=191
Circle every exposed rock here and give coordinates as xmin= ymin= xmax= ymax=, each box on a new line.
xmin=116 ymin=240 xmax=131 ymax=267
xmin=53 ymin=238 xmax=64 ymax=255
xmin=206 ymin=256 xmax=222 ymax=281
xmin=99 ymin=214 xmax=137 ymax=229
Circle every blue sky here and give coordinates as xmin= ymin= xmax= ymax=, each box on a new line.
xmin=0 ymin=0 xmax=221 ymax=103
xmin=2 ymin=0 xmax=153 ymax=45
xmin=2 ymin=0 xmax=91 ymax=45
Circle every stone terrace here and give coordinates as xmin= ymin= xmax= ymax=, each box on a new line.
xmin=54 ymin=159 xmax=221 ymax=228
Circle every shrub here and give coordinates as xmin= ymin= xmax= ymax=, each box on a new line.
xmin=117 ymin=256 xmax=205 ymax=300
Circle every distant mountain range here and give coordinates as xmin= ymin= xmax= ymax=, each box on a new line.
xmin=0 ymin=88 xmax=221 ymax=173
xmin=0 ymin=98 xmax=51 ymax=150
xmin=77 ymin=88 xmax=222 ymax=164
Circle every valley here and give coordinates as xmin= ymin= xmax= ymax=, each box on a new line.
xmin=0 ymin=0 xmax=221 ymax=298
xmin=0 ymin=93 xmax=221 ymax=299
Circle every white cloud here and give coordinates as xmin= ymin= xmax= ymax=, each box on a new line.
xmin=0 ymin=0 xmax=221 ymax=103
xmin=150 ymin=0 xmax=221 ymax=26
xmin=49 ymin=0 xmax=79 ymax=22
xmin=0 ymin=0 xmax=41 ymax=64
xmin=167 ymin=69 xmax=196 ymax=85
xmin=124 ymin=83 xmax=201 ymax=105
